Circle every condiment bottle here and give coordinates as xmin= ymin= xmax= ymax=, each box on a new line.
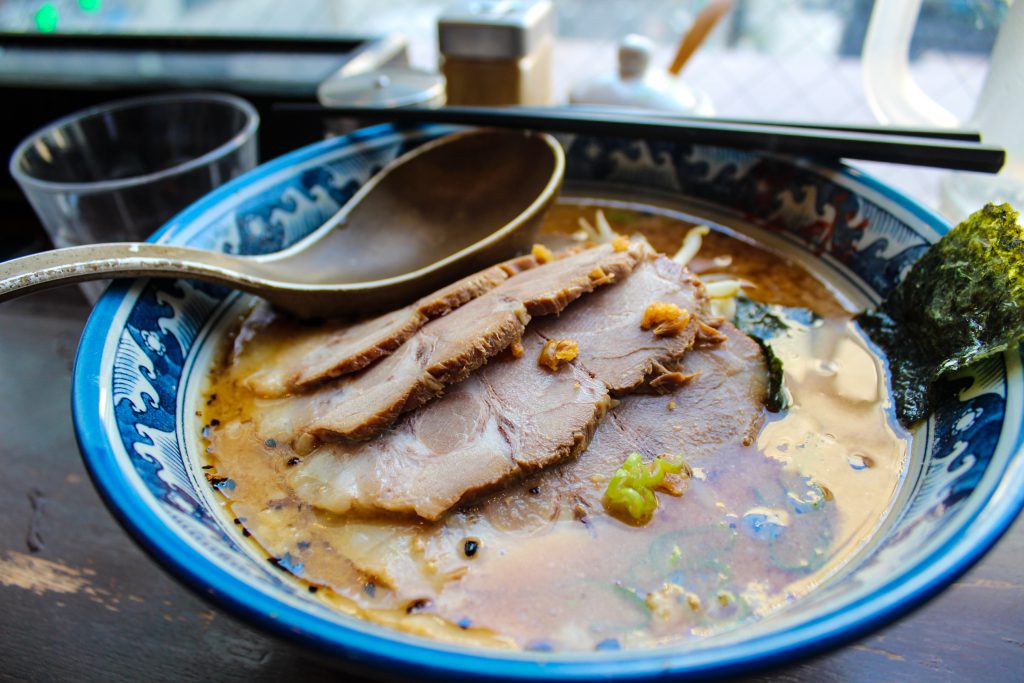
xmin=438 ymin=0 xmax=554 ymax=106
xmin=318 ymin=66 xmax=446 ymax=109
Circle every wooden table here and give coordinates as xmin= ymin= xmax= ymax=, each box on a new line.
xmin=1 ymin=284 xmax=1022 ymax=682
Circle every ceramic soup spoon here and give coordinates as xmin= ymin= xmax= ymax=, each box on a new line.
xmin=0 ymin=128 xmax=565 ymax=318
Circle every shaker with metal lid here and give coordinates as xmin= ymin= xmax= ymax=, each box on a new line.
xmin=318 ymin=66 xmax=446 ymax=109
xmin=438 ymin=0 xmax=554 ymax=106
xmin=317 ymin=65 xmax=446 ymax=138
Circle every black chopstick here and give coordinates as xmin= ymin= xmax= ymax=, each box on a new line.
xmin=522 ymin=108 xmax=982 ymax=142
xmin=273 ymin=103 xmax=1004 ymax=174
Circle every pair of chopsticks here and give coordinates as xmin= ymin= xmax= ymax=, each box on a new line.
xmin=272 ymin=103 xmax=1005 ymax=174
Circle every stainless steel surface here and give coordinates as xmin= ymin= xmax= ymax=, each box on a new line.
xmin=317 ymin=66 xmax=445 ymax=108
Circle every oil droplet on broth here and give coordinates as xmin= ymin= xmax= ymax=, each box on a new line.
xmin=848 ymin=453 xmax=874 ymax=470
xmin=741 ymin=507 xmax=790 ymax=540
xmin=816 ymin=360 xmax=839 ymax=376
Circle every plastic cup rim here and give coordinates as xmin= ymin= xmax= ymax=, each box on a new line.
xmin=8 ymin=91 xmax=260 ymax=195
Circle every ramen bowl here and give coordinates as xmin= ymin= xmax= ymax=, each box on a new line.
xmin=72 ymin=123 xmax=1024 ymax=680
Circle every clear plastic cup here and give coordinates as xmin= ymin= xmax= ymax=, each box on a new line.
xmin=9 ymin=92 xmax=259 ymax=301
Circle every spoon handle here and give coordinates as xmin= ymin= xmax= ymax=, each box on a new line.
xmin=0 ymin=243 xmax=264 ymax=303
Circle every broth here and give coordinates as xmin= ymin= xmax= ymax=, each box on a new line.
xmin=199 ymin=200 xmax=907 ymax=651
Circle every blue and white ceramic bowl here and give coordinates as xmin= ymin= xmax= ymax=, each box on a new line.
xmin=72 ymin=123 xmax=1024 ymax=680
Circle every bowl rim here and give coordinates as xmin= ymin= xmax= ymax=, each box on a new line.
xmin=72 ymin=123 xmax=1024 ymax=680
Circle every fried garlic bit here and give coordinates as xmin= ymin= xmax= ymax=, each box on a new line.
xmin=640 ymin=301 xmax=692 ymax=337
xmin=588 ymin=265 xmax=615 ymax=286
xmin=610 ymin=235 xmax=631 ymax=252
xmin=649 ymin=369 xmax=698 ymax=392
xmin=531 ymin=243 xmax=554 ymax=264
xmin=695 ymin=320 xmax=728 ymax=347
xmin=538 ymin=338 xmax=578 ymax=371
xmin=645 ymin=583 xmax=687 ymax=621
xmin=509 ymin=340 xmax=525 ymax=358
xmin=653 ymin=316 xmax=691 ymax=337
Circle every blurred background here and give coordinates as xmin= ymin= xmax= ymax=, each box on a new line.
xmin=0 ymin=0 xmax=1004 ymax=122
xmin=0 ymin=0 xmax=1003 ymax=120
xmin=0 ymin=0 xmax=1013 ymax=251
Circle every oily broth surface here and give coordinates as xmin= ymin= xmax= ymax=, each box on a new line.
xmin=200 ymin=201 xmax=908 ymax=651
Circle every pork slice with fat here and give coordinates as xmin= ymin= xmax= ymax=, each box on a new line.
xmin=289 ymin=332 xmax=611 ymax=519
xmin=286 ymin=251 xmax=716 ymax=520
xmin=245 ymin=254 xmax=538 ymax=397
xmin=533 ymin=254 xmax=708 ymax=392
xmin=316 ymin=323 xmax=771 ymax=609
xmin=477 ymin=322 xmax=769 ymax=528
xmin=256 ymin=242 xmax=641 ymax=443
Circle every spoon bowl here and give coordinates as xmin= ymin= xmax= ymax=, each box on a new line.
xmin=0 ymin=128 xmax=564 ymax=317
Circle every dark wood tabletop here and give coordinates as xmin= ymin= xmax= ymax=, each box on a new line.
xmin=1 ymin=285 xmax=1022 ymax=682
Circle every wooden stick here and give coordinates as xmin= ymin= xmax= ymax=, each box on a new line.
xmin=668 ymin=0 xmax=735 ymax=75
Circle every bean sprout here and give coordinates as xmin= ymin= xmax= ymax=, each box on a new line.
xmin=673 ymin=226 xmax=710 ymax=266
xmin=577 ymin=209 xmax=619 ymax=243
xmin=704 ymin=279 xmax=742 ymax=299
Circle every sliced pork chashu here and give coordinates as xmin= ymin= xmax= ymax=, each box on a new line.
xmin=289 ymin=332 xmax=611 ymax=519
xmin=256 ymin=242 xmax=642 ymax=443
xmin=245 ymin=254 xmax=539 ymax=397
xmin=533 ymin=254 xmax=708 ymax=392
xmin=287 ymin=252 xmax=710 ymax=520
xmin=296 ymin=322 xmax=770 ymax=600
xmin=480 ymin=322 xmax=769 ymax=527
